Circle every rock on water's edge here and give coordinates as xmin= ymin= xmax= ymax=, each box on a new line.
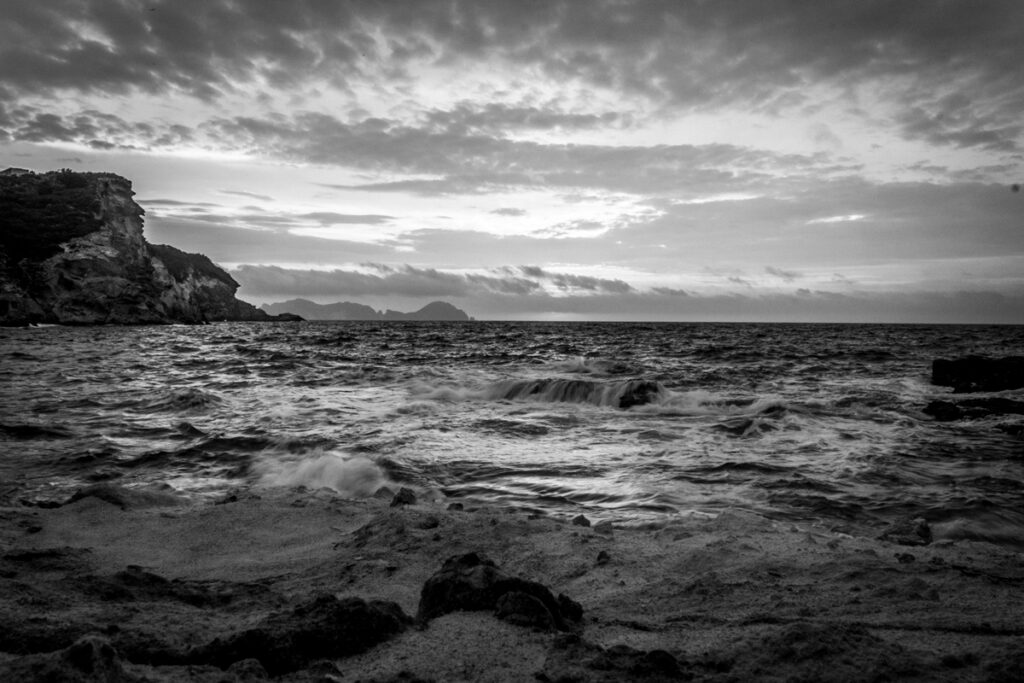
xmin=0 ymin=168 xmax=300 ymax=325
xmin=931 ymin=356 xmax=1024 ymax=393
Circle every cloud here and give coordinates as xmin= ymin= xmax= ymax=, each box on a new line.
xmin=6 ymin=1 xmax=1019 ymax=152
xmin=490 ymin=207 xmax=527 ymax=217
xmin=765 ymin=266 xmax=801 ymax=282
xmin=220 ymin=189 xmax=274 ymax=201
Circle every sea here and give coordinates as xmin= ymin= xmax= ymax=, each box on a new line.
xmin=2 ymin=322 xmax=1023 ymax=548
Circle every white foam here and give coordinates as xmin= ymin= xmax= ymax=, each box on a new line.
xmin=255 ymin=452 xmax=386 ymax=498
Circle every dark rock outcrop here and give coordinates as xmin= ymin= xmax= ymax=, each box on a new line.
xmin=878 ymin=517 xmax=932 ymax=546
xmin=195 ymin=593 xmax=410 ymax=675
xmin=0 ymin=169 xmax=299 ymax=325
xmin=924 ymin=398 xmax=1024 ymax=422
xmin=491 ymin=378 xmax=664 ymax=409
xmin=932 ymin=356 xmax=1024 ymax=393
xmin=0 ymin=635 xmax=137 ymax=683
xmin=416 ymin=552 xmax=582 ymax=632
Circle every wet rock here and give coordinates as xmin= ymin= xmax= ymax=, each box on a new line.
xmin=879 ymin=517 xmax=932 ymax=546
xmin=64 ymin=483 xmax=185 ymax=510
xmin=923 ymin=401 xmax=962 ymax=421
xmin=416 ymin=552 xmax=582 ymax=632
xmin=572 ymin=514 xmax=591 ymax=527
xmin=227 ymin=657 xmax=268 ymax=679
xmin=196 ymin=593 xmax=410 ymax=675
xmin=76 ymin=565 xmax=276 ymax=608
xmin=390 ymin=487 xmax=417 ymax=507
xmin=539 ymin=634 xmax=687 ymax=681
xmin=725 ymin=621 xmax=922 ymax=681
xmin=0 ymin=634 xmax=136 ymax=682
xmin=496 ymin=591 xmax=556 ymax=630
xmin=618 ymin=380 xmax=662 ymax=409
xmin=932 ymin=356 xmax=1024 ymax=393
xmin=924 ymin=398 xmax=1024 ymax=421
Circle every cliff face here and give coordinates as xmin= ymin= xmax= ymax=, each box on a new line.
xmin=0 ymin=170 xmax=288 ymax=325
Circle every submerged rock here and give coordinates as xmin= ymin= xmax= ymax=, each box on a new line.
xmin=932 ymin=356 xmax=1024 ymax=393
xmin=416 ymin=552 xmax=583 ymax=632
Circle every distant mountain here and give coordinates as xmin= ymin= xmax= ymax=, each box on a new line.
xmin=261 ymin=298 xmax=472 ymax=321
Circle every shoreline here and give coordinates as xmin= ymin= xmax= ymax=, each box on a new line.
xmin=2 ymin=484 xmax=1023 ymax=681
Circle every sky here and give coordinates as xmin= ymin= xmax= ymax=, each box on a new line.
xmin=1 ymin=0 xmax=1022 ymax=322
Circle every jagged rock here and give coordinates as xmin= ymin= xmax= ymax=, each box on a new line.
xmin=924 ymin=398 xmax=1024 ymax=421
xmin=879 ymin=517 xmax=932 ymax=546
xmin=195 ymin=593 xmax=410 ymax=675
xmin=0 ymin=169 xmax=300 ymax=325
xmin=416 ymin=552 xmax=582 ymax=632
xmin=0 ymin=635 xmax=136 ymax=682
xmin=390 ymin=487 xmax=417 ymax=507
xmin=932 ymin=356 xmax=1024 ymax=393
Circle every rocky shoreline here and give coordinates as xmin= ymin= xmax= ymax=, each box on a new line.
xmin=2 ymin=484 xmax=1023 ymax=681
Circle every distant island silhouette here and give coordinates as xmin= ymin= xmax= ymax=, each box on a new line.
xmin=261 ymin=298 xmax=473 ymax=321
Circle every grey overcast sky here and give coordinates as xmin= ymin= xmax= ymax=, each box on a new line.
xmin=2 ymin=0 xmax=1023 ymax=321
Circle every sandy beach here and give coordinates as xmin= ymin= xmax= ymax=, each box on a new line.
xmin=1 ymin=484 xmax=1022 ymax=682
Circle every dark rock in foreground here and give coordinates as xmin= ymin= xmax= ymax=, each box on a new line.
xmin=417 ymin=552 xmax=582 ymax=632
xmin=0 ymin=169 xmax=300 ymax=325
xmin=540 ymin=634 xmax=688 ymax=682
xmin=0 ymin=635 xmax=138 ymax=683
xmin=195 ymin=593 xmax=410 ymax=675
xmin=932 ymin=356 xmax=1024 ymax=393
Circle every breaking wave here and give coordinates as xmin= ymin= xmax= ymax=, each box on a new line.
xmin=254 ymin=452 xmax=387 ymax=498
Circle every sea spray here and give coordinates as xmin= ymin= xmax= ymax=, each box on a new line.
xmin=255 ymin=451 xmax=387 ymax=497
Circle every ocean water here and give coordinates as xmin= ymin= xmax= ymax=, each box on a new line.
xmin=2 ymin=321 xmax=1023 ymax=547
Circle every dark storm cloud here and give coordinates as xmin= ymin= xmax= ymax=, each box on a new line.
xmin=4 ymin=1 xmax=1021 ymax=151
xmin=220 ymin=190 xmax=274 ymax=201
xmin=514 ymin=266 xmax=634 ymax=294
xmin=765 ymin=266 xmax=802 ymax=282
xmin=4 ymin=108 xmax=194 ymax=150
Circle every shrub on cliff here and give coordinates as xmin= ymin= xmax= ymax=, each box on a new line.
xmin=0 ymin=171 xmax=104 ymax=261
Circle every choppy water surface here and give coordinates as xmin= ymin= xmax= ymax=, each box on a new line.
xmin=2 ymin=322 xmax=1023 ymax=546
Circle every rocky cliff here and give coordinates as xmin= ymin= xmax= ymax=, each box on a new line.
xmin=0 ymin=169 xmax=295 ymax=325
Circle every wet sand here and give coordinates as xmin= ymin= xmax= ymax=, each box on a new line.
xmin=1 ymin=485 xmax=1022 ymax=681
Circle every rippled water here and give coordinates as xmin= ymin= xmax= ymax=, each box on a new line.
xmin=2 ymin=321 xmax=1023 ymax=546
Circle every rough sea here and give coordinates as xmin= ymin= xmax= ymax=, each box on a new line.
xmin=2 ymin=322 xmax=1023 ymax=548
